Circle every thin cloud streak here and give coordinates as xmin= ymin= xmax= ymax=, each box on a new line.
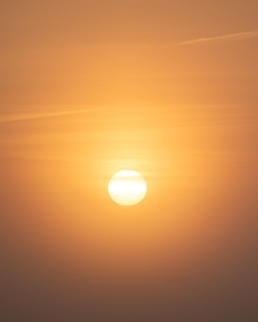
xmin=0 ymin=108 xmax=108 ymax=124
xmin=176 ymin=30 xmax=258 ymax=46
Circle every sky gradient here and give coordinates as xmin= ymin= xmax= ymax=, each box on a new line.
xmin=1 ymin=1 xmax=258 ymax=321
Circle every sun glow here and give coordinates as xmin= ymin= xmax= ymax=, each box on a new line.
xmin=108 ymin=170 xmax=147 ymax=206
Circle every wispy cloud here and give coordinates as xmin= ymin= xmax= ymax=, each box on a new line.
xmin=0 ymin=107 xmax=108 ymax=123
xmin=176 ymin=30 xmax=258 ymax=46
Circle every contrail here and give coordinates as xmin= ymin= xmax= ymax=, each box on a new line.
xmin=176 ymin=30 xmax=258 ymax=46
xmin=0 ymin=107 xmax=108 ymax=124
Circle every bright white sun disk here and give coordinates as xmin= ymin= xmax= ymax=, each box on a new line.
xmin=108 ymin=170 xmax=147 ymax=206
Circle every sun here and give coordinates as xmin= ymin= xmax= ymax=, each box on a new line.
xmin=108 ymin=170 xmax=147 ymax=206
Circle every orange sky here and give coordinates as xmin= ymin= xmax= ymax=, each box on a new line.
xmin=1 ymin=1 xmax=258 ymax=321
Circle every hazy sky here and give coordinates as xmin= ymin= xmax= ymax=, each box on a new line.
xmin=1 ymin=1 xmax=258 ymax=321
